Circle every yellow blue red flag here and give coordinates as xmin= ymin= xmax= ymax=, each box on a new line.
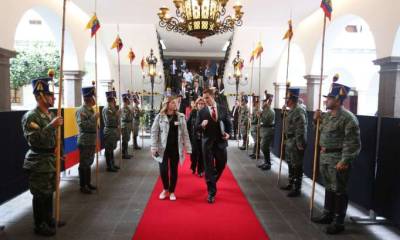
xmin=111 ymin=35 xmax=123 ymax=52
xmin=86 ymin=14 xmax=100 ymax=37
xmin=321 ymin=0 xmax=333 ymax=20
xmin=283 ymin=20 xmax=294 ymax=40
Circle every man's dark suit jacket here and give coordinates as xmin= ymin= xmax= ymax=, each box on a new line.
xmin=195 ymin=104 xmax=232 ymax=149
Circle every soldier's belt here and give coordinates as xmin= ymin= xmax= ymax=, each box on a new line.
xmin=261 ymin=124 xmax=275 ymax=128
xmin=321 ymin=148 xmax=342 ymax=153
xmin=30 ymin=147 xmax=55 ymax=154
xmin=286 ymin=134 xmax=295 ymax=138
xmin=106 ymin=126 xmax=118 ymax=128
xmin=81 ymin=131 xmax=96 ymax=134
xmin=122 ymin=120 xmax=132 ymax=123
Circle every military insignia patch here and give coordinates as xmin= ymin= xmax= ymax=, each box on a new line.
xmin=29 ymin=121 xmax=40 ymax=130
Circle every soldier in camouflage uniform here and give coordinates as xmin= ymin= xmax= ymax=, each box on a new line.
xmin=258 ymin=93 xmax=275 ymax=171
xmin=75 ymin=86 xmax=99 ymax=194
xmin=239 ymin=95 xmax=249 ymax=150
xmin=280 ymin=88 xmax=308 ymax=197
xmin=22 ymin=77 xmax=65 ymax=236
xmin=312 ymin=83 xmax=361 ymax=235
xmin=250 ymin=96 xmax=261 ymax=159
xmin=103 ymin=90 xmax=120 ymax=172
xmin=132 ymin=96 xmax=142 ymax=150
xmin=121 ymin=93 xmax=133 ymax=159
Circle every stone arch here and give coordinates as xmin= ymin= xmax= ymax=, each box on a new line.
xmin=14 ymin=6 xmax=79 ymax=70
xmin=310 ymin=14 xmax=378 ymax=115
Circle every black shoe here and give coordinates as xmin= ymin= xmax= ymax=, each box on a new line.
xmin=249 ymin=154 xmax=256 ymax=158
xmin=113 ymin=165 xmax=120 ymax=170
xmin=261 ymin=164 xmax=271 ymax=171
xmin=326 ymin=222 xmax=345 ymax=235
xmin=48 ymin=218 xmax=67 ymax=228
xmin=107 ymin=167 xmax=118 ymax=172
xmin=207 ymin=195 xmax=215 ymax=204
xmin=280 ymin=184 xmax=292 ymax=191
xmin=239 ymin=146 xmax=246 ymax=150
xmin=134 ymin=146 xmax=142 ymax=150
xmin=312 ymin=212 xmax=334 ymax=224
xmin=87 ymin=184 xmax=97 ymax=191
xmin=250 ymin=155 xmax=257 ymax=159
xmin=287 ymin=189 xmax=301 ymax=198
xmin=34 ymin=223 xmax=56 ymax=236
xmin=80 ymin=186 xmax=92 ymax=194
xmin=122 ymin=155 xmax=132 ymax=159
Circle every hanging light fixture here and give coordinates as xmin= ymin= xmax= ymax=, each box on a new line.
xmin=157 ymin=0 xmax=244 ymax=44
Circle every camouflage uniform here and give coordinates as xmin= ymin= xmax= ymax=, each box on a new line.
xmin=76 ymin=104 xmax=97 ymax=192
xmin=250 ymin=105 xmax=261 ymax=158
xmin=312 ymin=83 xmax=361 ymax=234
xmin=132 ymin=104 xmax=142 ymax=149
xmin=284 ymin=103 xmax=307 ymax=195
xmin=22 ymin=77 xmax=59 ymax=236
xmin=259 ymin=105 xmax=275 ymax=167
xmin=121 ymin=103 xmax=133 ymax=158
xmin=102 ymin=103 xmax=120 ymax=171
xmin=239 ymin=103 xmax=249 ymax=150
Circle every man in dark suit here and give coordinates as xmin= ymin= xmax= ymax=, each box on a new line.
xmin=170 ymin=59 xmax=180 ymax=92
xmin=192 ymin=79 xmax=203 ymax=101
xmin=231 ymin=100 xmax=240 ymax=140
xmin=196 ymin=88 xmax=232 ymax=203
xmin=179 ymin=79 xmax=191 ymax=114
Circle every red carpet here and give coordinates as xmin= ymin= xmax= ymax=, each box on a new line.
xmin=132 ymin=155 xmax=269 ymax=240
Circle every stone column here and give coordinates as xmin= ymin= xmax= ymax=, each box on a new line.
xmin=273 ymin=82 xmax=288 ymax=108
xmin=0 ymin=48 xmax=17 ymax=111
xmin=63 ymin=70 xmax=85 ymax=107
xmin=374 ymin=57 xmax=400 ymax=117
xmin=304 ymin=74 xmax=326 ymax=111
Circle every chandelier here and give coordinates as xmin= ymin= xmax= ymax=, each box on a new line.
xmin=157 ymin=0 xmax=244 ymax=44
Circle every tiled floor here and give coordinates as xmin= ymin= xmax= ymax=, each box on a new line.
xmin=0 ymin=140 xmax=399 ymax=240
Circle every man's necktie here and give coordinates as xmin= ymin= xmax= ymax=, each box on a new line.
xmin=211 ymin=107 xmax=217 ymax=121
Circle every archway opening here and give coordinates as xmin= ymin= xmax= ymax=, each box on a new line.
xmin=12 ymin=7 xmax=78 ymax=110
xmin=312 ymin=15 xmax=378 ymax=116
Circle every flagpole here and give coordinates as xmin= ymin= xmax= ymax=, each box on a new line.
xmin=55 ymin=0 xmax=67 ymax=225
xmin=255 ymin=52 xmax=262 ymax=161
xmin=310 ymin=14 xmax=327 ymax=219
xmin=94 ymin=29 xmax=100 ymax=192
xmin=277 ymin=28 xmax=292 ymax=186
xmin=117 ymin=42 xmax=123 ymax=169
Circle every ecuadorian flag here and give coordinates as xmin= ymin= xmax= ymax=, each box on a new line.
xmin=111 ymin=35 xmax=124 ymax=52
xmin=86 ymin=14 xmax=100 ymax=37
xmin=321 ymin=0 xmax=333 ymax=20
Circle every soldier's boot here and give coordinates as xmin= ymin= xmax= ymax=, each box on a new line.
xmin=287 ymin=167 xmax=302 ymax=197
xmin=122 ymin=141 xmax=131 ymax=159
xmin=326 ymin=193 xmax=348 ymax=235
xmin=261 ymin=150 xmax=272 ymax=170
xmin=134 ymin=136 xmax=141 ymax=150
xmin=79 ymin=168 xmax=91 ymax=194
xmin=280 ymin=164 xmax=294 ymax=191
xmin=86 ymin=169 xmax=97 ymax=191
xmin=111 ymin=151 xmax=120 ymax=170
xmin=239 ymin=138 xmax=247 ymax=150
xmin=34 ymin=195 xmax=55 ymax=236
xmin=45 ymin=194 xmax=66 ymax=228
xmin=78 ymin=168 xmax=84 ymax=188
xmin=106 ymin=150 xmax=117 ymax=172
xmin=312 ymin=190 xmax=335 ymax=224
xmin=32 ymin=195 xmax=41 ymax=230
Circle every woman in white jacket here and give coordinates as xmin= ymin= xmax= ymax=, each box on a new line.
xmin=151 ymin=96 xmax=192 ymax=201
